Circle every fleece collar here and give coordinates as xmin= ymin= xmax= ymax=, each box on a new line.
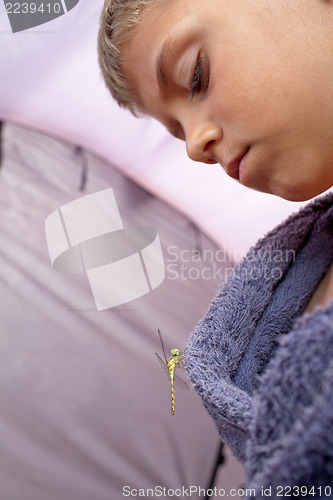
xmin=185 ymin=193 xmax=333 ymax=462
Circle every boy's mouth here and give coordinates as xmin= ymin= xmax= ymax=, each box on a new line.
xmin=225 ymin=147 xmax=250 ymax=181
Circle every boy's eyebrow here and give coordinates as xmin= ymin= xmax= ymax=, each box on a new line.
xmin=156 ymin=40 xmax=171 ymax=100
xmin=156 ymin=30 xmax=198 ymax=100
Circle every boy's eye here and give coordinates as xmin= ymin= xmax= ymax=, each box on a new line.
xmin=190 ymin=55 xmax=208 ymax=99
xmin=190 ymin=56 xmax=202 ymax=98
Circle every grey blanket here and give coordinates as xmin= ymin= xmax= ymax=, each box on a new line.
xmin=185 ymin=193 xmax=333 ymax=498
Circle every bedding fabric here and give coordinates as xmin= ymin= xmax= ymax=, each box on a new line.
xmin=185 ymin=193 xmax=333 ymax=498
xmin=0 ymin=123 xmax=234 ymax=500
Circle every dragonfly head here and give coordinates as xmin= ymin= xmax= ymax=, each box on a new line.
xmin=171 ymin=348 xmax=181 ymax=356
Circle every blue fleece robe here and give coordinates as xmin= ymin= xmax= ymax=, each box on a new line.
xmin=185 ymin=193 xmax=333 ymax=498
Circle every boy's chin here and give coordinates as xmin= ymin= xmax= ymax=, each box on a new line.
xmin=268 ymin=177 xmax=332 ymax=202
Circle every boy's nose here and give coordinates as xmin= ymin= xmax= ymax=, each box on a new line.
xmin=186 ymin=121 xmax=222 ymax=164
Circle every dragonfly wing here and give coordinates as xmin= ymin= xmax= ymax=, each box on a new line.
xmin=173 ymin=371 xmax=190 ymax=390
xmin=157 ymin=329 xmax=168 ymax=364
xmin=156 ymin=352 xmax=172 ymax=381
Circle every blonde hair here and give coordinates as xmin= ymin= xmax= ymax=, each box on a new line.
xmin=98 ymin=0 xmax=159 ymax=114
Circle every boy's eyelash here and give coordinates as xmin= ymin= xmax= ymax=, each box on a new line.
xmin=190 ymin=55 xmax=203 ymax=98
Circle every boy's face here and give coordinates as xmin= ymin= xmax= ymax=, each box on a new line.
xmin=123 ymin=0 xmax=333 ymax=201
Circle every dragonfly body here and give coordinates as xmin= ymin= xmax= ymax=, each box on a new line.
xmin=156 ymin=330 xmax=188 ymax=415
xmin=167 ymin=348 xmax=184 ymax=415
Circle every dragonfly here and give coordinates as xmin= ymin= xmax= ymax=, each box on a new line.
xmin=155 ymin=329 xmax=189 ymax=415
